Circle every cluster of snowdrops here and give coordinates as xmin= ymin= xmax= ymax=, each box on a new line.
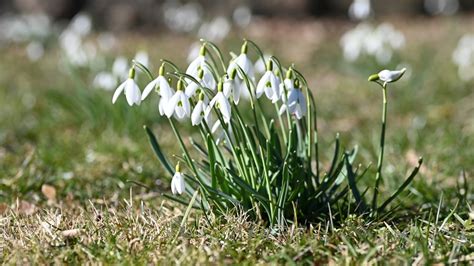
xmin=111 ymin=39 xmax=412 ymax=225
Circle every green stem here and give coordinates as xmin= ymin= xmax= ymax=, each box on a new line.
xmin=372 ymin=85 xmax=388 ymax=211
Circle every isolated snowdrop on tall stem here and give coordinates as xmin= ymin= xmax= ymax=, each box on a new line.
xmin=171 ymin=162 xmax=185 ymax=195
xmin=112 ymin=67 xmax=141 ymax=106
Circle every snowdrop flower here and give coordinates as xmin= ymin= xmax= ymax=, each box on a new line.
xmin=227 ymin=41 xmax=255 ymax=81
xmin=223 ymin=69 xmax=243 ymax=104
xmin=112 ymin=67 xmax=141 ymax=106
xmin=165 ymin=79 xmax=190 ymax=119
xmin=93 ymin=71 xmax=116 ymax=91
xmin=349 ymin=0 xmax=371 ymax=21
xmin=280 ymin=79 xmax=306 ymax=120
xmin=134 ymin=50 xmax=149 ymax=68
xmin=142 ymin=64 xmax=170 ymax=100
xmin=256 ymin=60 xmax=281 ymax=103
xmin=186 ymin=45 xmax=216 ymax=90
xmin=369 ymin=68 xmax=406 ymax=85
xmin=191 ymin=93 xmax=209 ymax=126
xmin=171 ymin=163 xmax=185 ymax=195
xmin=185 ymin=69 xmax=207 ymax=100
xmin=112 ymin=56 xmax=129 ymax=77
xmin=206 ymin=81 xmax=231 ymax=124
xmin=279 ymin=68 xmax=295 ymax=103
xmin=159 ymin=77 xmax=175 ymax=116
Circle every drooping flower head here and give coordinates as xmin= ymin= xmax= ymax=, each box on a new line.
xmin=165 ymin=79 xmax=191 ymax=119
xmin=223 ymin=68 xmax=243 ymax=104
xmin=191 ymin=92 xmax=209 ymax=126
xmin=256 ymin=59 xmax=281 ymax=103
xmin=281 ymin=79 xmax=306 ymax=120
xmin=171 ymin=162 xmax=185 ymax=195
xmin=112 ymin=67 xmax=141 ymax=106
xmin=206 ymin=80 xmax=231 ymax=124
xmin=227 ymin=41 xmax=255 ymax=82
xmin=142 ymin=64 xmax=171 ymax=100
xmin=369 ymin=68 xmax=406 ymax=86
xmin=186 ymin=44 xmax=216 ymax=90
xmin=185 ymin=68 xmax=207 ymax=100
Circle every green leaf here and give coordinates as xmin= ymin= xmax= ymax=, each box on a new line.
xmin=144 ymin=125 xmax=174 ymax=176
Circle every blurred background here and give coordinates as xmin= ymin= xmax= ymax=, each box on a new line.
xmin=0 ymin=0 xmax=472 ymax=202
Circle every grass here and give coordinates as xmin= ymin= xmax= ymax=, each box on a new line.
xmin=1 ymin=17 xmax=473 ymax=264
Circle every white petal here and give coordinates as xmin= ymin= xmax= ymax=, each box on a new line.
xmin=279 ymin=104 xmax=287 ymax=115
xmin=233 ymin=79 xmax=241 ymax=104
xmin=165 ymin=93 xmax=179 ymax=117
xmin=256 ymin=72 xmax=269 ymax=98
xmin=112 ymin=81 xmax=126 ymax=104
xmin=211 ymin=120 xmax=221 ymax=133
xmin=185 ymin=82 xmax=199 ymax=97
xmin=181 ymin=93 xmax=191 ymax=116
xmin=191 ymin=101 xmax=203 ymax=126
xmin=176 ymin=173 xmax=185 ymax=194
xmin=141 ymin=79 xmax=158 ymax=100
xmin=124 ymin=79 xmax=138 ymax=106
xmin=298 ymin=91 xmax=307 ymax=115
xmin=186 ymin=55 xmax=204 ymax=77
xmin=217 ymin=93 xmax=231 ymax=123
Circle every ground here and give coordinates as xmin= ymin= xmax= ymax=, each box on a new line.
xmin=0 ymin=16 xmax=473 ymax=264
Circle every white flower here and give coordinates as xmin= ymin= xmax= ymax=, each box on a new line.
xmin=207 ymin=82 xmax=231 ymax=124
xmin=185 ymin=69 xmax=209 ymax=100
xmin=112 ymin=68 xmax=141 ymax=106
xmin=134 ymin=50 xmax=149 ymax=67
xmin=280 ymin=79 xmax=306 ymax=120
xmin=256 ymin=61 xmax=281 ymax=103
xmin=223 ymin=70 xmax=243 ymax=104
xmin=186 ymin=46 xmax=216 ymax=90
xmin=227 ymin=42 xmax=254 ymax=81
xmin=165 ymin=80 xmax=190 ymax=119
xmin=171 ymin=163 xmax=185 ymax=195
xmin=374 ymin=68 xmax=406 ymax=85
xmin=142 ymin=65 xmax=170 ymax=100
xmin=191 ymin=95 xmax=208 ymax=126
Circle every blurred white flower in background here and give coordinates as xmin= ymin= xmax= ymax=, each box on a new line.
xmin=340 ymin=23 xmax=405 ymax=64
xmin=112 ymin=56 xmax=129 ymax=78
xmin=93 ymin=72 xmax=117 ymax=91
xmin=349 ymin=0 xmax=371 ymax=21
xmin=134 ymin=51 xmax=149 ymax=68
xmin=26 ymin=41 xmax=45 ymax=62
xmin=198 ymin=16 xmax=231 ymax=43
xmin=424 ymin=0 xmax=459 ymax=15
xmin=452 ymin=34 xmax=474 ymax=81
xmin=233 ymin=5 xmax=252 ymax=28
xmin=0 ymin=14 xmax=52 ymax=44
xmin=163 ymin=1 xmax=202 ymax=33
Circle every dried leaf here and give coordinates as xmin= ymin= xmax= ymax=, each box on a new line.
xmin=41 ymin=184 xmax=57 ymax=201
xmin=62 ymin=229 xmax=81 ymax=238
xmin=0 ymin=203 xmax=8 ymax=215
xmin=18 ymin=200 xmax=36 ymax=215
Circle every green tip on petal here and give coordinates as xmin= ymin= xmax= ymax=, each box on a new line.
xmin=241 ymin=41 xmax=248 ymax=54
xmin=286 ymin=68 xmax=294 ymax=80
xmin=159 ymin=64 xmax=165 ymax=76
xmin=128 ymin=67 xmax=136 ymax=79
xmin=266 ymin=59 xmax=273 ymax=71
xmin=230 ymin=68 xmax=237 ymax=80
xmin=177 ymin=79 xmax=184 ymax=91
xmin=199 ymin=44 xmax=206 ymax=56
xmin=293 ymin=78 xmax=300 ymax=88
xmin=368 ymin=74 xmax=379 ymax=82
xmin=199 ymin=92 xmax=205 ymax=101
xmin=198 ymin=68 xmax=204 ymax=79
